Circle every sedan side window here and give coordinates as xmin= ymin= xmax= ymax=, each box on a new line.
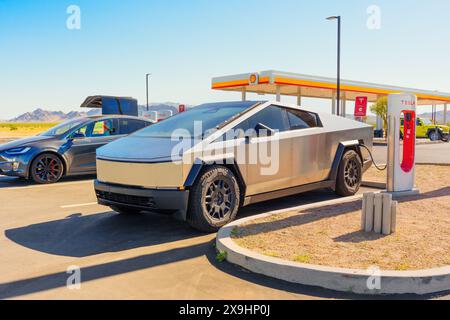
xmin=119 ymin=119 xmax=147 ymax=135
xmin=286 ymin=109 xmax=319 ymax=130
xmin=91 ymin=119 xmax=116 ymax=137
xmin=72 ymin=125 xmax=88 ymax=137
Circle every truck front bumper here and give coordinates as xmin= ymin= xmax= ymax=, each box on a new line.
xmin=94 ymin=180 xmax=190 ymax=220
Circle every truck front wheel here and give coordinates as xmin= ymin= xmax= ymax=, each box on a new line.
xmin=187 ymin=166 xmax=240 ymax=233
xmin=335 ymin=150 xmax=362 ymax=197
xmin=429 ymin=130 xmax=441 ymax=141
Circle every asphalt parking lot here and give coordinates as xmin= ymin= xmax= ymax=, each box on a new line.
xmin=372 ymin=141 xmax=450 ymax=165
xmin=0 ymin=144 xmax=449 ymax=300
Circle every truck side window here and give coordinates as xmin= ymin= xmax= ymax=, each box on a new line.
xmin=286 ymin=109 xmax=319 ymax=130
xmin=246 ymin=105 xmax=290 ymax=133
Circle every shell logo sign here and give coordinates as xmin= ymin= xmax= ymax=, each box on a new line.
xmin=249 ymin=73 xmax=259 ymax=85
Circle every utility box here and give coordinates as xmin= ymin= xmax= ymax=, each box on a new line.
xmin=80 ymin=96 xmax=139 ymax=117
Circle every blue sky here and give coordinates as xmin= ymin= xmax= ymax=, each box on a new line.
xmin=1 ymin=0 xmax=450 ymax=119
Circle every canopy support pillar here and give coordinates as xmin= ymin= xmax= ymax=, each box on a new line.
xmin=297 ymin=88 xmax=302 ymax=106
xmin=341 ymin=93 xmax=347 ymax=118
xmin=432 ymin=104 xmax=436 ymax=124
xmin=332 ymin=90 xmax=336 ymax=115
xmin=444 ymin=104 xmax=448 ymax=125
xmin=241 ymin=88 xmax=247 ymax=101
xmin=276 ymin=86 xmax=281 ymax=102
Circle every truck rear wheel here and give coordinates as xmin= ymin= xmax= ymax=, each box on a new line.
xmin=187 ymin=166 xmax=240 ymax=233
xmin=335 ymin=150 xmax=362 ymax=197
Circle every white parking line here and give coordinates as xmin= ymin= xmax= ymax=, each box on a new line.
xmin=1 ymin=179 xmax=93 ymax=191
xmin=60 ymin=202 xmax=99 ymax=209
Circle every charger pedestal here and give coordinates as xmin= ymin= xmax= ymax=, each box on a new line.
xmin=385 ymin=93 xmax=420 ymax=199
xmin=383 ymin=189 xmax=420 ymax=200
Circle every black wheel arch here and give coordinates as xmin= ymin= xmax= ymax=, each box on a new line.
xmin=427 ymin=128 xmax=442 ymax=137
xmin=184 ymin=158 xmax=247 ymax=207
xmin=328 ymin=141 xmax=364 ymax=183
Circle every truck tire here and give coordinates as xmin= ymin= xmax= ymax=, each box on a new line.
xmin=335 ymin=150 xmax=362 ymax=197
xmin=187 ymin=166 xmax=240 ymax=233
xmin=429 ymin=130 xmax=441 ymax=141
xmin=111 ymin=205 xmax=142 ymax=215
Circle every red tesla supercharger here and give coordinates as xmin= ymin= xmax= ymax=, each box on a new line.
xmin=387 ymin=93 xmax=419 ymax=195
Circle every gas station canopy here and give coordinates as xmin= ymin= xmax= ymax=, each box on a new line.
xmin=211 ymin=70 xmax=450 ymax=106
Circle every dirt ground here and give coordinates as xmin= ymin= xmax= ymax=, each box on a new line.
xmin=0 ymin=130 xmax=42 ymax=144
xmin=233 ymin=165 xmax=450 ymax=271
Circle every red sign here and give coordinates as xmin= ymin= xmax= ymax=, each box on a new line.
xmin=179 ymin=104 xmax=186 ymax=113
xmin=354 ymin=97 xmax=368 ymax=117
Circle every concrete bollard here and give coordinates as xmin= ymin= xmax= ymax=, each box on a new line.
xmin=391 ymin=201 xmax=398 ymax=233
xmin=373 ymin=194 xmax=383 ymax=234
xmin=361 ymin=192 xmax=397 ymax=235
xmin=364 ymin=193 xmax=375 ymax=232
xmin=361 ymin=194 xmax=367 ymax=230
xmin=382 ymin=194 xmax=392 ymax=235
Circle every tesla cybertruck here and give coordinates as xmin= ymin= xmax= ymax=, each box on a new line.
xmin=94 ymin=101 xmax=373 ymax=232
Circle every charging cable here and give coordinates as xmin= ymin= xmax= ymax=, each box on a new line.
xmin=359 ymin=144 xmax=387 ymax=171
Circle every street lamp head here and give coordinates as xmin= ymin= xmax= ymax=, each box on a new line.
xmin=326 ymin=16 xmax=340 ymax=21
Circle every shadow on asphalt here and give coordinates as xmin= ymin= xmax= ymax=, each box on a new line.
xmin=1 ymin=235 xmax=447 ymax=300
xmin=3 ymin=188 xmax=448 ymax=300
xmin=5 ymin=211 xmax=201 ymax=257
xmin=0 ymin=240 xmax=210 ymax=300
xmin=5 ymin=189 xmax=340 ymax=258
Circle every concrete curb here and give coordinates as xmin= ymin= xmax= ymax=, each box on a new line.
xmin=216 ymin=196 xmax=450 ymax=296
xmin=416 ymin=162 xmax=450 ymax=166
xmin=373 ymin=139 xmax=447 ymax=146
xmin=362 ymin=181 xmax=386 ymax=189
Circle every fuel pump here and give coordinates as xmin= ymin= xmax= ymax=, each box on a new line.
xmin=386 ymin=93 xmax=420 ymax=196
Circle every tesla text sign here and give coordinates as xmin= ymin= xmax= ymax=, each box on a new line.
xmin=354 ymin=97 xmax=368 ymax=117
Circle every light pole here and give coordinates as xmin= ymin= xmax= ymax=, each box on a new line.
xmin=326 ymin=15 xmax=341 ymax=116
xmin=146 ymin=73 xmax=152 ymax=111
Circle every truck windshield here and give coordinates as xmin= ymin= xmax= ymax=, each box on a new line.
xmin=133 ymin=101 xmax=260 ymax=139
xmin=40 ymin=118 xmax=88 ymax=137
